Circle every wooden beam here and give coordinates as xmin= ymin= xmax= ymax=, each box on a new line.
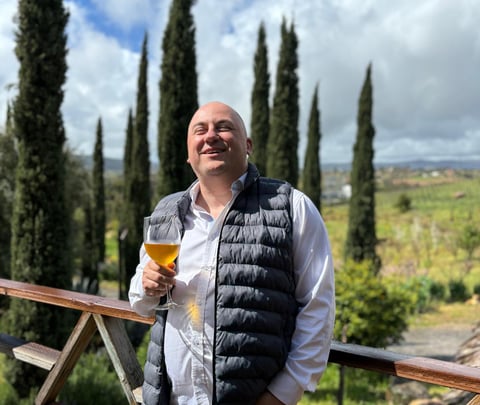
xmin=329 ymin=341 xmax=480 ymax=394
xmin=0 ymin=333 xmax=59 ymax=371
xmin=93 ymin=314 xmax=144 ymax=405
xmin=35 ymin=312 xmax=97 ymax=405
xmin=0 ymin=278 xmax=154 ymax=325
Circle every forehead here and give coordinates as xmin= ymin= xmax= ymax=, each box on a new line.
xmin=190 ymin=104 xmax=238 ymax=127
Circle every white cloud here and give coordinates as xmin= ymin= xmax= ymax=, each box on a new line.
xmin=63 ymin=1 xmax=140 ymax=158
xmin=1 ymin=0 xmax=479 ymax=166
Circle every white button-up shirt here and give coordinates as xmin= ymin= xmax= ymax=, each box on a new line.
xmin=129 ymin=175 xmax=335 ymax=405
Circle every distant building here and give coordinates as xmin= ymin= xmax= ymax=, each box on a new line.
xmin=342 ymin=184 xmax=352 ymax=199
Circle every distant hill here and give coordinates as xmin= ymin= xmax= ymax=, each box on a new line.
xmin=77 ymin=155 xmax=480 ymax=174
xmin=324 ymin=159 xmax=480 ymax=172
xmin=77 ymin=155 xmax=160 ymax=173
xmin=78 ymin=155 xmax=123 ymax=172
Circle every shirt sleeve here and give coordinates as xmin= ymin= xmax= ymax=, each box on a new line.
xmin=128 ymin=244 xmax=163 ymax=317
xmin=267 ymin=189 xmax=336 ymax=405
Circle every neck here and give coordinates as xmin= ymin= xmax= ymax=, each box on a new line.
xmin=196 ymin=182 xmax=232 ymax=219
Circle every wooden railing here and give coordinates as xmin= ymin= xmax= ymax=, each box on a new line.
xmin=1 ymin=278 xmax=480 ymax=404
xmin=0 ymin=278 xmax=152 ymax=404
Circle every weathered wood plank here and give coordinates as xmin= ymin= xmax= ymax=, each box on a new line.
xmin=93 ymin=314 xmax=144 ymax=405
xmin=0 ymin=278 xmax=154 ymax=325
xmin=467 ymin=394 xmax=480 ymax=404
xmin=329 ymin=341 xmax=480 ymax=394
xmin=36 ymin=312 xmax=97 ymax=405
xmin=13 ymin=343 xmax=59 ymax=371
xmin=0 ymin=333 xmax=59 ymax=370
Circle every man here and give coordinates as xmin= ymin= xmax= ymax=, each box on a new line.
xmin=129 ymin=101 xmax=335 ymax=405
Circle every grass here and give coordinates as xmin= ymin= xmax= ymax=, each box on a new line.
xmin=300 ymin=365 xmax=390 ymax=405
xmin=324 ymin=172 xmax=480 ymax=292
xmin=410 ymin=301 xmax=479 ymax=328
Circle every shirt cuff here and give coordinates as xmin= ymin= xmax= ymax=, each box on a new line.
xmin=130 ymin=292 xmax=161 ymax=317
xmin=268 ymin=370 xmax=304 ymax=405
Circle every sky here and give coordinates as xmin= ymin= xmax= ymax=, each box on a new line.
xmin=0 ymin=0 xmax=479 ymax=165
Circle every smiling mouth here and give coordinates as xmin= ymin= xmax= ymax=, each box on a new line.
xmin=202 ymin=148 xmax=224 ymax=155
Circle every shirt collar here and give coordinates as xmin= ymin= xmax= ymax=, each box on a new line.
xmin=189 ymin=172 xmax=247 ymax=203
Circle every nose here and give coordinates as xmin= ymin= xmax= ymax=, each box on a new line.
xmin=205 ymin=127 xmax=219 ymax=142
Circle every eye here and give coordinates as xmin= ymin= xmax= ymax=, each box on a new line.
xmin=193 ymin=126 xmax=207 ymax=135
xmin=217 ymin=123 xmax=233 ymax=132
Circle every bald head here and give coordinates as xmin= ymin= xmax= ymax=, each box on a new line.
xmin=189 ymin=101 xmax=248 ymax=139
xmin=186 ymin=101 xmax=253 ymax=184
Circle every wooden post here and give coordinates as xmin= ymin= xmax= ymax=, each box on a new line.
xmin=35 ymin=312 xmax=97 ymax=405
xmin=93 ymin=314 xmax=143 ymax=405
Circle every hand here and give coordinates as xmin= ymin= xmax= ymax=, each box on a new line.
xmin=142 ymin=259 xmax=176 ymax=298
xmin=256 ymin=391 xmax=285 ymax=405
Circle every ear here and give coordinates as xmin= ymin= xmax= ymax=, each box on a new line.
xmin=246 ymin=138 xmax=253 ymax=156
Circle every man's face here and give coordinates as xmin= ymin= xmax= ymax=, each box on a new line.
xmin=187 ymin=102 xmax=252 ymax=181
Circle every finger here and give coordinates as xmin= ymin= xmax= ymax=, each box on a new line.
xmin=145 ymin=286 xmax=167 ymax=297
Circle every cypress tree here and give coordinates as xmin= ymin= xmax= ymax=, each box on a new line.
xmin=267 ymin=18 xmax=299 ymax=185
xmin=0 ymin=104 xmax=17 ymax=281
xmin=250 ymin=22 xmax=270 ymax=175
xmin=92 ymin=117 xmax=105 ymax=283
xmin=6 ymin=0 xmax=70 ymax=395
xmin=119 ymin=109 xmax=134 ymax=298
xmin=122 ymin=108 xmax=134 ymax=225
xmin=344 ymin=64 xmax=381 ymax=272
xmin=124 ymin=33 xmax=151 ymax=295
xmin=123 ymin=108 xmax=134 ymax=206
xmin=81 ymin=198 xmax=97 ymax=293
xmin=157 ymin=0 xmax=198 ymax=198
xmin=301 ymin=84 xmax=322 ymax=212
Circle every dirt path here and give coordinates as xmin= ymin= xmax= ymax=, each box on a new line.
xmin=387 ymin=323 xmax=475 ymax=361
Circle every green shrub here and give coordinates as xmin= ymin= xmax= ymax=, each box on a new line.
xmin=0 ymin=380 xmax=19 ymax=405
xmin=59 ymin=350 xmax=125 ymax=405
xmin=473 ymin=283 xmax=480 ymax=295
xmin=429 ymin=280 xmax=446 ymax=301
xmin=394 ymin=193 xmax=412 ymax=213
xmin=398 ymin=275 xmax=432 ymax=313
xmin=0 ymin=383 xmax=37 ymax=405
xmin=335 ymin=260 xmax=414 ymax=347
xmin=448 ymin=279 xmax=469 ymax=303
xmin=99 ymin=262 xmax=119 ymax=282
xmin=457 ymin=224 xmax=480 ymax=261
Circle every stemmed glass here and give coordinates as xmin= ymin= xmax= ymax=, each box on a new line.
xmin=143 ymin=215 xmax=181 ymax=310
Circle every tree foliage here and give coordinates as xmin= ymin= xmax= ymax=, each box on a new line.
xmin=250 ymin=22 xmax=270 ymax=175
xmin=5 ymin=0 xmax=71 ymax=395
xmin=93 ymin=117 xmax=106 ymax=270
xmin=59 ymin=351 xmax=126 ymax=405
xmin=0 ymin=105 xmax=17 ymax=280
xmin=122 ymin=108 xmax=134 ymax=209
xmin=344 ymin=64 xmax=380 ymax=272
xmin=123 ymin=33 xmax=151 ymax=296
xmin=267 ymin=18 xmax=299 ymax=185
xmin=335 ymin=261 xmax=413 ymax=347
xmin=64 ymin=149 xmax=93 ymax=285
xmin=157 ymin=0 xmax=198 ymax=199
xmin=457 ymin=224 xmax=480 ymax=262
xmin=301 ymin=84 xmax=322 ymax=212
xmin=80 ymin=198 xmax=97 ymax=293
xmin=394 ymin=193 xmax=412 ymax=213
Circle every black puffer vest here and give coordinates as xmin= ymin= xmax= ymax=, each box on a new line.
xmin=142 ymin=164 xmax=297 ymax=405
